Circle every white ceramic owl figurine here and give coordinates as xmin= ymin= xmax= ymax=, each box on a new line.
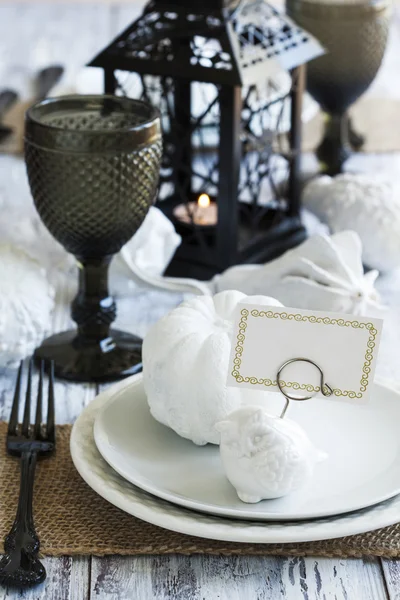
xmin=216 ymin=406 xmax=327 ymax=503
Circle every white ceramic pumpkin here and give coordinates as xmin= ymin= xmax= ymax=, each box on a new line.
xmin=303 ymin=174 xmax=400 ymax=272
xmin=142 ymin=290 xmax=283 ymax=446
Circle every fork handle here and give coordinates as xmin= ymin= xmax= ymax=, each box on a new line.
xmin=6 ymin=452 xmax=39 ymax=553
xmin=0 ymin=451 xmax=46 ymax=587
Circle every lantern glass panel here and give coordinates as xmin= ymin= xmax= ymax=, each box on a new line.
xmin=113 ymin=69 xmax=292 ymax=253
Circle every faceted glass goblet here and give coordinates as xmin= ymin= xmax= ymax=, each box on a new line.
xmin=287 ymin=0 xmax=391 ymax=174
xmin=24 ymin=95 xmax=162 ymax=382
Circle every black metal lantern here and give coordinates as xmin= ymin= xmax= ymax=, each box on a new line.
xmin=89 ymin=0 xmax=323 ymax=279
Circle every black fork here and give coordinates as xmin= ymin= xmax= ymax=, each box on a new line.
xmin=0 ymin=359 xmax=55 ymax=588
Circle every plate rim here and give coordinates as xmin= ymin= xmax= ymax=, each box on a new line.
xmin=70 ymin=374 xmax=400 ymax=544
xmin=93 ymin=375 xmax=400 ymax=521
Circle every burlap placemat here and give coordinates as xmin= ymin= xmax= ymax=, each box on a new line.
xmin=0 ymin=422 xmax=399 ymax=558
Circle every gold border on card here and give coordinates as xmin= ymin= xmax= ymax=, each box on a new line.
xmin=231 ymin=309 xmax=378 ymax=399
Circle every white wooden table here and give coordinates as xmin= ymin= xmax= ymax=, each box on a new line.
xmin=1 ymin=3 xmax=400 ymax=598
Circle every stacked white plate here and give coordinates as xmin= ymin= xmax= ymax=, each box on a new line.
xmin=70 ymin=374 xmax=400 ymax=544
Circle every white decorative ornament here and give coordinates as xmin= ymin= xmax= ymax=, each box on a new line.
xmin=0 ymin=245 xmax=55 ymax=366
xmin=143 ymin=290 xmax=283 ymax=446
xmin=216 ymin=406 xmax=327 ymax=503
xmin=212 ymin=231 xmax=382 ymax=315
xmin=302 ymin=174 xmax=400 ymax=272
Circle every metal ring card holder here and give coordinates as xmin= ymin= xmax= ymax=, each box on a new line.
xmin=277 ymin=358 xmax=334 ymax=418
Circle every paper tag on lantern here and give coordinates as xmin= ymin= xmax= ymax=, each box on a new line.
xmin=227 ymin=304 xmax=383 ymax=403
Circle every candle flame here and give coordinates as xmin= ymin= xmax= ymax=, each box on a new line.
xmin=198 ymin=193 xmax=211 ymax=208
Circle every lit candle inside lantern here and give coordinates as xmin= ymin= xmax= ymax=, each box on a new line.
xmin=198 ymin=193 xmax=210 ymax=209
xmin=173 ymin=193 xmax=218 ymax=226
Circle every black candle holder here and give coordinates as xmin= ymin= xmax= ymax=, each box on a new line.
xmin=24 ymin=95 xmax=162 ymax=382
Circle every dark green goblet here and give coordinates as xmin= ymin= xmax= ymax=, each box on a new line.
xmin=24 ymin=95 xmax=162 ymax=382
xmin=287 ymin=0 xmax=391 ymax=175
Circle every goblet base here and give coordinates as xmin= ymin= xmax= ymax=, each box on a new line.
xmin=34 ymin=328 xmax=142 ymax=383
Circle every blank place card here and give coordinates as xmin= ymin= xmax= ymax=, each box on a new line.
xmin=227 ymin=304 xmax=383 ymax=403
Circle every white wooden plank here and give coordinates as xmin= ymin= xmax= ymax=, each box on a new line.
xmin=69 ymin=556 xmax=91 ymax=600
xmin=90 ymin=555 xmax=388 ymax=600
xmin=381 ymin=559 xmax=400 ymax=600
xmin=280 ymin=557 xmax=387 ymax=600
xmin=0 ymin=557 xmax=90 ymax=600
xmin=90 ymin=555 xmax=285 ymax=600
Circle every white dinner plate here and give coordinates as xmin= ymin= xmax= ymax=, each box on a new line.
xmin=71 ymin=374 xmax=400 ymax=544
xmin=93 ymin=374 xmax=400 ymax=521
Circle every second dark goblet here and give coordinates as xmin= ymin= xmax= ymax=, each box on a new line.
xmin=24 ymin=95 xmax=162 ymax=382
xmin=287 ymin=0 xmax=391 ymax=175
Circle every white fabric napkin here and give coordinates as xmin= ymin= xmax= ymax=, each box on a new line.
xmin=211 ymin=231 xmax=384 ymax=316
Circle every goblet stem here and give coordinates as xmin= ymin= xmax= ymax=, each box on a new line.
xmin=71 ymin=256 xmax=116 ymax=344
xmin=34 ymin=252 xmax=142 ymax=380
xmin=316 ymin=112 xmax=352 ymax=176
xmin=348 ymin=117 xmax=365 ymax=150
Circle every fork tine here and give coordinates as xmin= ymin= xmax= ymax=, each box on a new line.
xmin=21 ymin=358 xmax=33 ymax=437
xmin=34 ymin=360 xmax=44 ymax=439
xmin=8 ymin=362 xmax=23 ymax=435
xmin=47 ymin=360 xmax=55 ymax=443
